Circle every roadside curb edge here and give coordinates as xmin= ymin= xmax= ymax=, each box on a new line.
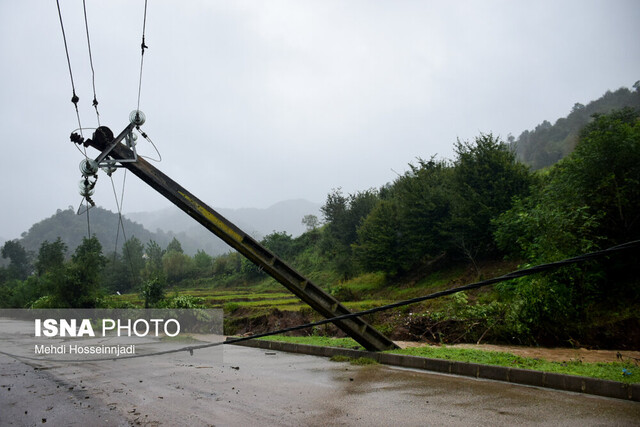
xmin=229 ymin=339 xmax=639 ymax=402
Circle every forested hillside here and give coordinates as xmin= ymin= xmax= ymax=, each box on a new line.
xmin=513 ymin=82 xmax=640 ymax=169
xmin=16 ymin=206 xmax=209 ymax=257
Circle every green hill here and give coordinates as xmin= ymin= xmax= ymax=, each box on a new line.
xmin=513 ymin=82 xmax=640 ymax=169
xmin=18 ymin=206 xmax=180 ymax=257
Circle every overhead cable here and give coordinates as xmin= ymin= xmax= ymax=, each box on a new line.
xmin=55 ymin=0 xmax=83 ymax=139
xmin=4 ymin=240 xmax=638 ymax=363
xmin=82 ymin=0 xmax=100 ymax=125
xmin=136 ymin=0 xmax=149 ymax=113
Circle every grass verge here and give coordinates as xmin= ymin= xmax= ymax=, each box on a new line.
xmin=256 ymin=335 xmax=364 ymax=350
xmin=389 ymin=346 xmax=639 ymax=384
xmin=330 ymin=355 xmax=378 ymax=365
xmin=255 ymin=335 xmax=639 ymax=384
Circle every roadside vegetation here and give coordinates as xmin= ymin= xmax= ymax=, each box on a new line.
xmin=1 ymin=97 xmax=639 ymax=353
xmin=257 ymin=335 xmax=640 ymax=384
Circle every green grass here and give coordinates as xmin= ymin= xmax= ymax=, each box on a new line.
xmin=111 ymin=287 xmax=396 ymax=314
xmin=338 ymin=272 xmax=387 ymax=293
xmin=342 ymin=300 xmax=394 ymax=311
xmin=111 ymin=289 xmax=300 ymax=309
xmin=254 ymin=335 xmax=639 ymax=384
xmin=256 ymin=335 xmax=364 ymax=350
xmin=330 ymin=355 xmax=378 ymax=365
xmin=392 ymin=346 xmax=640 ymax=384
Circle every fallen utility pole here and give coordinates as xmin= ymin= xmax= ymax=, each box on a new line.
xmin=77 ymin=123 xmax=398 ymax=351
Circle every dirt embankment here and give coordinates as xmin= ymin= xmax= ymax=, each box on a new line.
xmin=227 ymin=309 xmax=639 ymax=364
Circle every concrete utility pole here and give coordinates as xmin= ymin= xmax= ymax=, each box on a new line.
xmin=74 ymin=120 xmax=398 ymax=351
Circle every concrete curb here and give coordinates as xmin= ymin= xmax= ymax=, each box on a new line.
xmin=229 ymin=339 xmax=639 ymax=402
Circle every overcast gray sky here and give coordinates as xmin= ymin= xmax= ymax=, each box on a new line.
xmin=0 ymin=0 xmax=639 ymax=241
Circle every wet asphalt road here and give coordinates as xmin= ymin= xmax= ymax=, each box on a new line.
xmin=1 ymin=344 xmax=639 ymax=426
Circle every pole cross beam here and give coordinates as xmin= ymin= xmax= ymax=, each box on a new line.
xmin=85 ymin=125 xmax=398 ymax=351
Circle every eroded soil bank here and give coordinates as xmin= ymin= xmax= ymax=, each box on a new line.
xmin=226 ymin=308 xmax=640 ymax=363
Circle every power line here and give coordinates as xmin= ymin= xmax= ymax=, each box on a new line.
xmin=108 ymin=169 xmax=140 ymax=290
xmin=136 ymin=0 xmax=149 ymax=112
xmin=57 ymin=0 xmax=93 ymax=238
xmin=82 ymin=0 xmax=100 ymax=125
xmin=55 ymin=0 xmax=83 ymax=139
xmin=86 ymin=202 xmax=91 ymax=236
xmin=4 ymin=240 xmax=638 ymax=363
xmin=138 ymin=129 xmax=162 ymax=162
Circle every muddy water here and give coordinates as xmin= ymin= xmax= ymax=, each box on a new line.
xmin=1 ymin=345 xmax=639 ymax=426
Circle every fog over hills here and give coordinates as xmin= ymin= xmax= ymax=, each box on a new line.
xmin=5 ymin=200 xmax=321 ymax=260
xmin=126 ymin=199 xmax=322 ymax=255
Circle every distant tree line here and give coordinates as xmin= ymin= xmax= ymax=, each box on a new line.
xmin=0 ymin=234 xmax=211 ymax=308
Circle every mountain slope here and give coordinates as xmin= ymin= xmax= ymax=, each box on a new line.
xmin=513 ymin=84 xmax=640 ymax=169
xmin=126 ymin=199 xmax=322 ymax=251
xmin=14 ymin=199 xmax=322 ymax=259
xmin=17 ymin=207 xmax=210 ymax=257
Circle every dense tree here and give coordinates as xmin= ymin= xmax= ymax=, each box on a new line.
xmin=494 ymin=109 xmax=640 ymax=343
xmin=321 ymin=188 xmax=379 ymax=278
xmin=1 ymin=240 xmax=32 ymax=280
xmin=262 ymin=231 xmax=295 ymax=260
xmin=102 ymin=252 xmax=130 ymax=293
xmin=321 ymin=189 xmax=379 ymax=247
xmin=49 ymin=236 xmax=106 ymax=308
xmin=394 ymin=158 xmax=454 ymax=265
xmin=354 ymin=137 xmax=531 ymax=274
xmin=35 ymin=238 xmax=67 ymax=276
xmin=143 ymin=240 xmax=165 ymax=282
xmin=121 ymin=236 xmax=146 ymax=289
xmin=162 ymin=250 xmax=194 ymax=283
xmin=193 ymin=250 xmax=213 ymax=276
xmin=301 ymin=214 xmax=320 ymax=232
xmin=450 ymin=133 xmax=532 ymax=263
xmin=565 ymin=108 xmax=640 ymax=243
xmin=355 ymin=158 xmax=454 ymax=273
xmin=354 ymin=199 xmax=402 ymax=273
xmin=496 ymin=108 xmax=640 ymax=260
xmin=166 ymin=237 xmax=184 ymax=254
xmin=141 ymin=278 xmax=165 ymax=308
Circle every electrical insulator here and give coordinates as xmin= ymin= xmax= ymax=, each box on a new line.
xmin=102 ymin=161 xmax=118 ymax=176
xmin=78 ymin=175 xmax=98 ymax=208
xmin=78 ymin=178 xmax=96 ymax=197
xmin=130 ymin=110 xmax=146 ymax=126
xmin=79 ymin=158 xmax=99 ymax=177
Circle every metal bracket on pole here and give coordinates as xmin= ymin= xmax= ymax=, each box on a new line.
xmin=93 ymin=122 xmax=138 ymax=167
xmin=82 ymin=123 xmax=398 ymax=351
